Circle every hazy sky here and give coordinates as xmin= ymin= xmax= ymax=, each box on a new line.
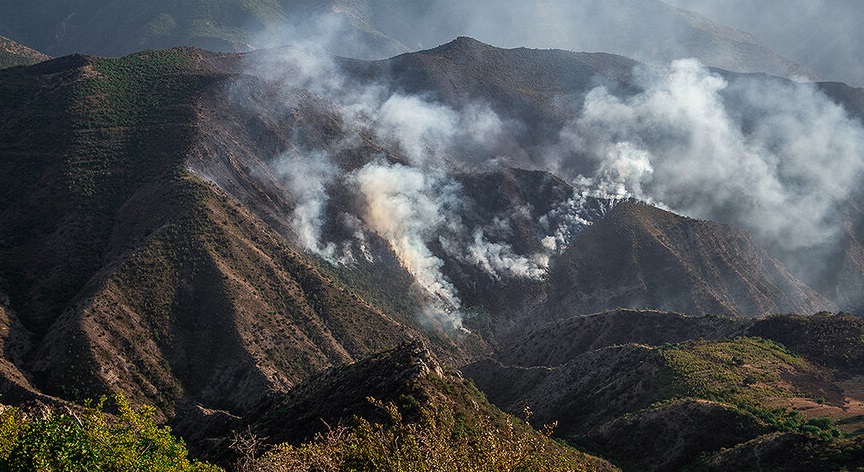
xmin=279 ymin=0 xmax=858 ymax=84
xmin=663 ymin=0 xmax=864 ymax=85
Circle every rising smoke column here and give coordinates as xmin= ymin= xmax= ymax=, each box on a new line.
xmin=464 ymin=228 xmax=549 ymax=280
xmin=351 ymin=160 xmax=465 ymax=328
xmin=274 ymin=149 xmax=345 ymax=264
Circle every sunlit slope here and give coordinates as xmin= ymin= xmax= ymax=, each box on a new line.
xmin=0 ymin=35 xmax=48 ymax=68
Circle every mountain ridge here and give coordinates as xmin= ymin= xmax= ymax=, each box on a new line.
xmin=0 ymin=0 xmax=815 ymax=81
xmin=0 ymin=35 xmax=49 ymax=68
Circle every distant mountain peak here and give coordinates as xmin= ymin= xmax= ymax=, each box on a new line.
xmin=423 ymin=36 xmax=499 ymax=58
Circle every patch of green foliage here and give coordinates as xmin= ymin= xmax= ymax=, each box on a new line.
xmin=659 ymin=337 xmax=804 ymax=406
xmin=0 ymin=394 xmax=221 ymax=471
xmin=0 ymin=52 xmax=39 ymax=69
xmin=659 ymin=337 xmax=845 ymax=440
xmin=800 ymin=417 xmax=843 ymax=441
xmin=66 ymin=49 xmax=211 ymax=204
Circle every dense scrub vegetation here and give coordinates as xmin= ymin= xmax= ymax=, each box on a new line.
xmin=660 ymin=337 xmax=843 ymax=439
xmin=243 ymin=398 xmax=604 ymax=472
xmin=0 ymin=37 xmax=47 ymax=69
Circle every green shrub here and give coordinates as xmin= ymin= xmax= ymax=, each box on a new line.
xmin=804 ymin=417 xmax=843 ymax=440
xmin=0 ymin=395 xmax=221 ymax=471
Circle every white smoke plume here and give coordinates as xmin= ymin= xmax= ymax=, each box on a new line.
xmin=274 ymin=149 xmax=349 ymax=264
xmin=342 ymin=213 xmax=375 ymax=263
xmin=374 ymin=94 xmax=459 ymax=166
xmin=465 ymin=229 xmax=549 ymax=280
xmin=373 ymin=94 xmax=508 ymax=168
xmin=538 ymin=188 xmax=605 ymax=252
xmin=241 ymin=13 xmax=864 ymax=330
xmin=351 ymin=160 xmax=464 ymax=328
xmin=566 ymin=58 xmax=864 ymax=250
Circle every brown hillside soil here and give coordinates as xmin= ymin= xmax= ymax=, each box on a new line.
xmin=0 ymin=297 xmax=44 ymax=403
xmin=497 ymin=308 xmax=743 ymax=367
xmin=29 ymin=175 xmax=423 ymax=420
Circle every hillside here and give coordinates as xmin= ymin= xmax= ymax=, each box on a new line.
xmin=0 ymin=35 xmax=49 ymax=68
xmin=240 ymin=342 xmax=618 ymax=471
xmin=436 ymin=198 xmax=835 ymax=339
xmin=664 ymin=0 xmax=864 ymax=86
xmin=0 ymin=48 xmax=481 ymax=427
xmin=545 ymin=202 xmax=834 ymax=320
xmin=464 ymin=310 xmax=864 ymax=470
xmin=339 ymin=36 xmax=640 ymax=153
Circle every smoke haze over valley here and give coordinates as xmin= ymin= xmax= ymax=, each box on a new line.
xmin=226 ymin=19 xmax=864 ymax=327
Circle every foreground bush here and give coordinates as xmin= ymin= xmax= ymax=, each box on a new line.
xmin=0 ymin=395 xmax=220 ymax=472
xmin=241 ymin=398 xmax=596 ymax=472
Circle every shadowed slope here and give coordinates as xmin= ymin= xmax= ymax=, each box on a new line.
xmin=548 ymin=202 xmax=835 ymax=318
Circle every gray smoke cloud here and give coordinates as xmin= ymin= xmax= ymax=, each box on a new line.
xmin=275 ymin=149 xmax=341 ymax=263
xmin=247 ymin=36 xmax=551 ymax=330
xmin=373 ymin=94 xmax=508 ymax=168
xmin=565 ymin=59 xmax=864 ymax=251
xmin=350 ymin=161 xmax=464 ymax=327
xmin=374 ymin=95 xmax=458 ymax=166
xmin=464 ymin=228 xmax=549 ymax=280
xmin=538 ymin=191 xmax=596 ymax=252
